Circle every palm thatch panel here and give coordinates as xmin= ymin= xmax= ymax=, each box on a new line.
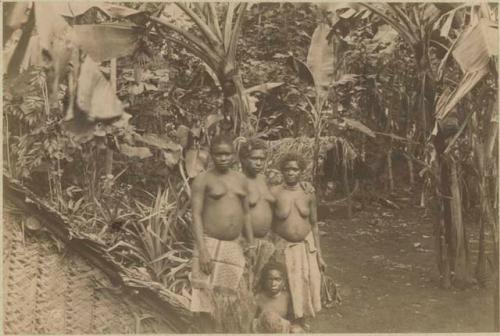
xmin=3 ymin=214 xmax=177 ymax=334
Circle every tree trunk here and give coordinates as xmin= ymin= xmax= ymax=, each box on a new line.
xmin=343 ymin=163 xmax=352 ymax=219
xmin=312 ymin=124 xmax=321 ymax=191
xmin=434 ymin=201 xmax=451 ymax=288
xmin=104 ymin=58 xmax=117 ymax=179
xmin=449 ymin=158 xmax=471 ymax=286
xmin=387 ymin=147 xmax=394 ymax=192
xmin=406 ymin=153 xmax=415 ymax=186
xmin=220 ymin=68 xmax=249 ymax=136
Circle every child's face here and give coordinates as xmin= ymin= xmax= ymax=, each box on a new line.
xmin=264 ymin=269 xmax=284 ymax=296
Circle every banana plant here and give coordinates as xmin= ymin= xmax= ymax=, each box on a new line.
xmin=288 ymin=3 xmax=372 ymax=188
xmin=361 ymin=2 xmax=498 ymax=289
xmin=141 ymin=3 xmax=250 ymax=135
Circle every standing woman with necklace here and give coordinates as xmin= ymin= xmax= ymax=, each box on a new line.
xmin=270 ymin=152 xmax=326 ymax=330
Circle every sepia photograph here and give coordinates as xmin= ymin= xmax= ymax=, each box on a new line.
xmin=2 ymin=1 xmax=499 ymax=334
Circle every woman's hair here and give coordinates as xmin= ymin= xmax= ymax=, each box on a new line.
xmin=210 ymin=134 xmax=234 ymax=152
xmin=279 ymin=152 xmax=306 ymax=171
xmin=239 ymin=138 xmax=267 ymax=159
xmin=258 ymin=261 xmax=287 ymax=291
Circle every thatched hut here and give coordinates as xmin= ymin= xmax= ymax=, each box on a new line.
xmin=3 ymin=175 xmax=193 ymax=334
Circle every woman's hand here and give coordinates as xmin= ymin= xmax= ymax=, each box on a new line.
xmin=318 ymin=255 xmax=327 ymax=272
xmin=199 ymin=247 xmax=214 ymax=275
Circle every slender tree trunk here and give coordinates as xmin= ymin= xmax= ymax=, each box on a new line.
xmin=450 ymin=158 xmax=471 ymax=286
xmin=221 ymin=68 xmax=248 ymax=135
xmin=104 ymin=58 xmax=117 ymax=179
xmin=387 ymin=147 xmax=394 ymax=192
xmin=434 ymin=201 xmax=451 ymax=288
xmin=343 ymin=163 xmax=352 ymax=219
xmin=312 ymin=121 xmax=321 ymax=191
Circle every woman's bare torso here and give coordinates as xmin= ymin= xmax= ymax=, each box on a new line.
xmin=272 ymin=185 xmax=312 ymax=242
xmin=248 ymin=175 xmax=275 ymax=238
xmin=202 ymin=170 xmax=246 ymax=241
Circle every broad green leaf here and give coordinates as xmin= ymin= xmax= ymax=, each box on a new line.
xmin=205 ymin=114 xmax=224 ymax=129
xmin=319 ymin=3 xmax=364 ymax=26
xmin=52 ymin=2 xmax=145 ymax=20
xmin=245 ymin=82 xmax=284 ymax=94
xmin=185 ymin=148 xmax=209 ymax=178
xmin=201 ymin=62 xmax=220 ymax=87
xmin=332 ymin=117 xmax=376 ymax=138
xmin=138 ymin=133 xmax=181 ymax=151
xmin=452 ymin=19 xmax=498 ymax=73
xmin=34 ymin=2 xmax=75 ymax=103
xmin=120 ymin=144 xmax=152 ymax=159
xmin=128 ymin=83 xmax=144 ymax=95
xmin=3 ymin=2 xmax=31 ymax=43
xmin=75 ymin=56 xmax=125 ymax=121
xmin=333 ymin=74 xmax=360 ymax=86
xmin=51 ymin=2 xmax=99 ymax=17
xmin=307 ymin=23 xmax=339 ymax=101
xmin=143 ymin=82 xmax=158 ymax=91
xmin=370 ymin=24 xmax=399 ymax=54
xmin=163 ymin=149 xmax=182 ymax=169
xmin=439 ymin=12 xmax=454 ymax=38
xmin=287 ymin=56 xmax=315 ymax=86
xmin=73 ymin=23 xmax=141 ymax=62
xmin=436 ymin=66 xmax=489 ymax=121
xmin=176 ymin=125 xmax=190 ymax=149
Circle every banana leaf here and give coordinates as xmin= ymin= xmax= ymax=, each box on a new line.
xmin=287 ymin=56 xmax=315 ymax=86
xmin=73 ymin=23 xmax=142 ymax=62
xmin=435 ymin=66 xmax=489 ymax=121
xmin=75 ymin=56 xmax=125 ymax=121
xmin=120 ymin=144 xmax=153 ymax=159
xmin=452 ymin=19 xmax=498 ymax=73
xmin=3 ymin=2 xmax=31 ymax=44
xmin=245 ymin=82 xmax=284 ymax=94
xmin=185 ymin=148 xmax=209 ymax=178
xmin=51 ymin=2 xmax=145 ymax=20
xmin=330 ymin=117 xmax=376 ymax=138
xmin=306 ymin=22 xmax=337 ymax=101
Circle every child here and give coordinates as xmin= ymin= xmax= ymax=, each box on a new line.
xmin=253 ymin=262 xmax=304 ymax=333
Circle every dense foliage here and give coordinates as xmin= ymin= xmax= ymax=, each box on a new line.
xmin=3 ymin=2 xmax=498 ymax=306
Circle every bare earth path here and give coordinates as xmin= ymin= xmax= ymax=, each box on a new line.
xmin=312 ymin=190 xmax=496 ymax=333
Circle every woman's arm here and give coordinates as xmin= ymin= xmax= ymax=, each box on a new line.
xmin=310 ymin=192 xmax=326 ymax=271
xmin=191 ymin=174 xmax=212 ymax=274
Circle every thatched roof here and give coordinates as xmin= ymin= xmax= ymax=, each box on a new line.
xmin=3 ymin=173 xmax=193 ymax=333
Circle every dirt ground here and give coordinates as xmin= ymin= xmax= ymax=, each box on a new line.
xmin=312 ymin=187 xmax=497 ymax=333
